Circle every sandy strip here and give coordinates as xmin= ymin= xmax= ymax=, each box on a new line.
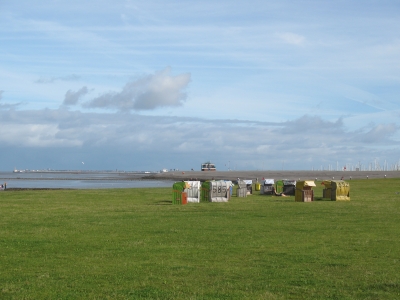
xmin=143 ymin=170 xmax=400 ymax=182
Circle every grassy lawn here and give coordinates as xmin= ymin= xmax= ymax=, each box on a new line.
xmin=0 ymin=179 xmax=399 ymax=299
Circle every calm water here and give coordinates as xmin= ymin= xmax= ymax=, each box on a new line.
xmin=0 ymin=171 xmax=174 ymax=189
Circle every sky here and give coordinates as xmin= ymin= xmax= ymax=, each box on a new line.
xmin=1 ymin=0 xmax=400 ymax=172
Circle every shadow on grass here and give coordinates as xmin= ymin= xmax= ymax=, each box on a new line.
xmin=155 ymin=200 xmax=173 ymax=205
xmin=314 ymin=197 xmax=333 ymax=201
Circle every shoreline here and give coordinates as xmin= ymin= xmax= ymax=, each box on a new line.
xmin=143 ymin=170 xmax=400 ymax=181
xmin=3 ymin=170 xmax=399 ymax=181
xmin=1 ymin=170 xmax=398 ymax=191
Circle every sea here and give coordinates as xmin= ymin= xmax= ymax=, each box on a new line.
xmin=0 ymin=171 xmax=174 ymax=189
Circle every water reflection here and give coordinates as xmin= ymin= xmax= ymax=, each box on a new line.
xmin=0 ymin=172 xmax=173 ymax=189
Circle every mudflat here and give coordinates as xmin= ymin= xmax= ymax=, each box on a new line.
xmin=144 ymin=170 xmax=400 ymax=181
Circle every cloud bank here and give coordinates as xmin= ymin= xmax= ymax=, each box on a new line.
xmin=0 ymin=108 xmax=399 ymax=171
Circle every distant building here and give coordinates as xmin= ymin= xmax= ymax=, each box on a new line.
xmin=201 ymin=162 xmax=216 ymax=171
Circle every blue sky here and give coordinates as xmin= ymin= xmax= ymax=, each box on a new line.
xmin=1 ymin=0 xmax=400 ymax=171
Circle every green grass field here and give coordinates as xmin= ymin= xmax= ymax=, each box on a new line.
xmin=1 ymin=179 xmax=399 ymax=299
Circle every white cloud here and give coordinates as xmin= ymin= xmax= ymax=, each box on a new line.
xmin=1 ymin=108 xmax=399 ymax=170
xmin=355 ymin=123 xmax=398 ymax=143
xmin=35 ymin=74 xmax=80 ymax=84
xmin=276 ymin=32 xmax=306 ymax=46
xmin=0 ymin=123 xmax=83 ymax=147
xmin=84 ymin=67 xmax=191 ymax=111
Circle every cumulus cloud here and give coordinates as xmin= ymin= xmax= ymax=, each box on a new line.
xmin=63 ymin=86 xmax=89 ymax=106
xmin=84 ymin=67 xmax=191 ymax=111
